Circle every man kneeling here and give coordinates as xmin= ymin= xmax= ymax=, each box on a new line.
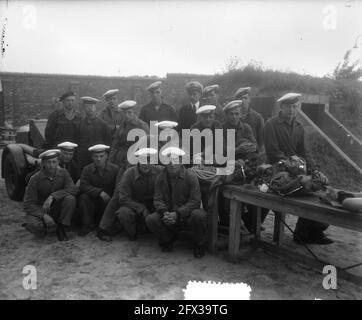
xmin=146 ymin=147 xmax=207 ymax=258
xmin=114 ymin=147 xmax=162 ymax=241
xmin=23 ymin=149 xmax=77 ymax=241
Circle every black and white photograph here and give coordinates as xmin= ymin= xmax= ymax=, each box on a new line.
xmin=0 ymin=0 xmax=362 ymax=303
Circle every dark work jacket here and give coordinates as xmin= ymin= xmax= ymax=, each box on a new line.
xmin=23 ymin=167 xmax=78 ymax=218
xmin=139 ymin=101 xmax=178 ymax=125
xmin=59 ymin=159 xmax=80 ymax=183
xmin=77 ymin=116 xmax=112 ymax=170
xmin=178 ymin=103 xmax=198 ymax=131
xmin=97 ymin=107 xmax=124 ymax=137
xmin=44 ymin=109 xmax=82 ymax=148
xmin=264 ymin=113 xmax=308 ymax=165
xmin=154 ymin=166 xmax=201 ymax=220
xmin=222 ymin=120 xmax=256 ymax=159
xmin=80 ymin=161 xmax=119 ymax=198
xmin=118 ymin=165 xmax=163 ymax=213
xmin=241 ymin=108 xmax=265 ymax=150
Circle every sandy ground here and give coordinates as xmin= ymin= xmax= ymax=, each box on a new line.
xmin=0 ymin=156 xmax=361 ymax=299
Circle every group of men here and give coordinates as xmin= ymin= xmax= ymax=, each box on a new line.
xmin=22 ymin=79 xmax=332 ymax=261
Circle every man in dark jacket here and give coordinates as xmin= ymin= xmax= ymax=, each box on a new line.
xmin=23 ymin=149 xmax=78 ymax=241
xmin=264 ymin=93 xmax=332 ymax=245
xmin=44 ymin=91 xmax=82 ymax=148
xmin=57 ymin=141 xmax=80 ymax=183
xmin=98 ymin=89 xmax=124 ymax=137
xmin=233 ymin=87 xmax=265 ymax=151
xmin=146 ymin=147 xmax=207 ymax=258
xmin=77 ymin=96 xmax=112 ymax=171
xmin=139 ymin=81 xmax=178 ymax=125
xmin=78 ymin=144 xmax=119 ymax=236
xmin=178 ymin=81 xmax=203 ymax=131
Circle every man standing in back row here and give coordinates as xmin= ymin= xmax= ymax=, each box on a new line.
xmin=139 ymin=81 xmax=178 ymax=126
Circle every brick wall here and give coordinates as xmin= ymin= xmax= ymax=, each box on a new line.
xmin=0 ymin=72 xmax=213 ymax=127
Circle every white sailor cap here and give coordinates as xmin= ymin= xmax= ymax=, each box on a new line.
xmin=88 ymin=144 xmax=110 ymax=153
xmin=57 ymin=141 xmax=78 ymax=151
xmin=233 ymin=87 xmax=251 ymax=100
xmin=81 ymin=96 xmax=99 ymax=105
xmin=147 ymin=81 xmax=162 ymax=92
xmin=161 ymin=146 xmax=186 ymax=159
xmin=277 ymin=93 xmax=301 ymax=105
xmin=118 ymin=100 xmax=137 ymax=110
xmin=134 ymin=147 xmax=158 ymax=157
xmin=155 ymin=120 xmax=178 ymax=129
xmin=103 ymin=89 xmax=119 ymax=99
xmin=203 ymin=84 xmax=219 ymax=96
xmin=185 ymin=81 xmax=203 ymax=93
xmin=196 ymin=105 xmax=216 ymax=115
xmin=223 ymin=100 xmax=243 ymax=112
xmin=39 ymin=149 xmax=61 ymax=160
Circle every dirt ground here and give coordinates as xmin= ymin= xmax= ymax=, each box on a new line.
xmin=0 ymin=169 xmax=362 ymax=300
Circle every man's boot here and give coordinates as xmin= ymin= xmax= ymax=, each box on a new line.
xmin=56 ymin=224 xmax=69 ymax=241
xmin=97 ymin=228 xmax=113 ymax=242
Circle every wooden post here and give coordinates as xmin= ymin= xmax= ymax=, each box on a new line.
xmin=255 ymin=206 xmax=262 ymax=240
xmin=208 ymin=202 xmax=219 ymax=254
xmin=273 ymin=212 xmax=285 ymax=246
xmin=228 ymin=199 xmax=242 ymax=262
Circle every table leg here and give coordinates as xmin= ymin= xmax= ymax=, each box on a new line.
xmin=208 ymin=203 xmax=218 ymax=254
xmin=273 ymin=212 xmax=285 ymax=246
xmin=229 ymin=199 xmax=242 ymax=262
xmin=255 ymin=206 xmax=262 ymax=240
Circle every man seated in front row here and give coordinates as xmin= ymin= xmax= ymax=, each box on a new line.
xmin=23 ymin=149 xmax=78 ymax=241
xmin=57 ymin=141 xmax=80 ymax=184
xmin=78 ymin=144 xmax=119 ymax=236
xmin=146 ymin=147 xmax=207 ymax=258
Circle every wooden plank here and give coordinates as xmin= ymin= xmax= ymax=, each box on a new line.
xmin=228 ymin=199 xmax=242 ymax=262
xmin=273 ymin=212 xmax=285 ymax=246
xmin=208 ymin=202 xmax=219 ymax=254
xmin=255 ymin=206 xmax=261 ymax=240
xmin=223 ymin=188 xmax=362 ymax=232
xmin=254 ymin=239 xmax=362 ymax=286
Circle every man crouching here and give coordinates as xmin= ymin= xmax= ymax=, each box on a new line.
xmin=23 ymin=149 xmax=78 ymax=241
xmin=146 ymin=147 xmax=207 ymax=258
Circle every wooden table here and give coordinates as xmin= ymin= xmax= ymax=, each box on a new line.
xmin=215 ymin=184 xmax=362 ymax=284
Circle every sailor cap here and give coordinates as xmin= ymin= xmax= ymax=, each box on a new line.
xmin=233 ymin=87 xmax=251 ymax=100
xmin=59 ymin=91 xmax=76 ymax=102
xmin=118 ymin=100 xmax=137 ymax=110
xmin=161 ymin=146 xmax=186 ymax=158
xmin=88 ymin=144 xmax=110 ymax=153
xmin=185 ymin=81 xmax=203 ymax=93
xmin=39 ymin=149 xmax=61 ymax=160
xmin=147 ymin=81 xmax=162 ymax=92
xmin=134 ymin=147 xmax=158 ymax=157
xmin=57 ymin=142 xmax=78 ymax=150
xmin=223 ymin=100 xmax=243 ymax=112
xmin=155 ymin=121 xmax=178 ymax=129
xmin=277 ymin=93 xmax=301 ymax=105
xmin=196 ymin=105 xmax=216 ymax=115
xmin=103 ymin=89 xmax=119 ymax=99
xmin=203 ymin=84 xmax=219 ymax=96
xmin=81 ymin=96 xmax=99 ymax=105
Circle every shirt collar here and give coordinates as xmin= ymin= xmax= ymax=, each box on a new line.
xmin=191 ymin=101 xmax=200 ymax=110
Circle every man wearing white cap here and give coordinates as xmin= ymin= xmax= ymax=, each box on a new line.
xmin=146 ymin=146 xmax=207 ymax=258
xmin=222 ymin=100 xmax=257 ymax=160
xmin=109 ymin=100 xmax=149 ymax=167
xmin=23 ymin=149 xmax=78 ymax=241
xmin=77 ymin=97 xmax=112 ymax=171
xmin=233 ymin=87 xmax=265 ymax=151
xmin=139 ymin=81 xmax=178 ymax=125
xmin=264 ymin=93 xmax=331 ymax=245
xmin=78 ymin=144 xmax=119 ymax=236
xmin=98 ymin=89 xmax=124 ymax=136
xmin=110 ymin=148 xmax=163 ymax=241
xmin=202 ymin=84 xmax=224 ymax=123
xmin=190 ymin=105 xmax=222 ymax=162
xmin=178 ymin=81 xmax=203 ymax=130
xmin=57 ymin=141 xmax=80 ymax=183
xmin=45 ymin=90 xmax=81 ymax=148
